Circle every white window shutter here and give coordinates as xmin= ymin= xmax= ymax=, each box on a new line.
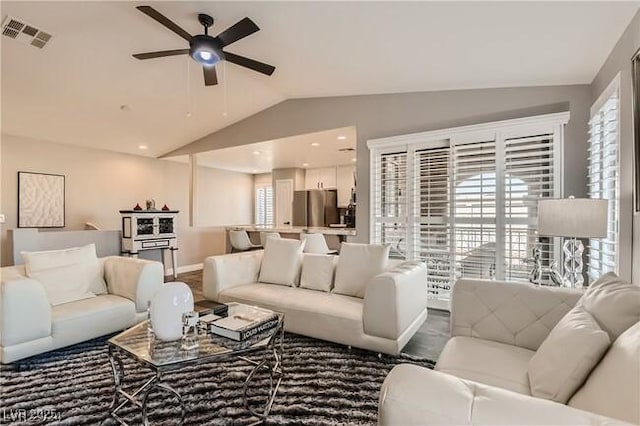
xmin=372 ymin=150 xmax=409 ymax=258
xmin=503 ymin=133 xmax=556 ymax=282
xmin=588 ymin=93 xmax=619 ymax=280
xmin=414 ymin=147 xmax=453 ymax=305
xmin=452 ymin=139 xmax=498 ymax=281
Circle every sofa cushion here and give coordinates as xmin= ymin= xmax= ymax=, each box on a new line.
xmin=577 ymin=272 xmax=640 ymax=341
xmin=568 ymin=321 xmax=640 ymax=424
xmin=528 ymin=308 xmax=610 ymax=403
xmin=22 ymin=244 xmax=107 ymax=306
xmin=52 ymin=295 xmax=136 ymax=347
xmin=258 ymin=238 xmax=305 ymax=286
xmin=300 ymin=254 xmax=336 ymax=292
xmin=333 ymin=243 xmax=389 ymax=298
xmin=435 ymin=336 xmax=535 ymax=395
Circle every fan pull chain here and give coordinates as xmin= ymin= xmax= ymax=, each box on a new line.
xmin=186 ymin=57 xmax=192 ymax=118
xmin=223 ymin=60 xmax=228 ymax=117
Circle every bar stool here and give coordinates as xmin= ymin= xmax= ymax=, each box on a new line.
xmin=229 ymin=230 xmax=262 ymax=252
xmin=260 ymin=232 xmax=281 ymax=247
xmin=300 ymin=233 xmax=338 ymax=254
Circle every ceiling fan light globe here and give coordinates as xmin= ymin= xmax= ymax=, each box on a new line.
xmin=189 ymin=35 xmax=221 ymax=66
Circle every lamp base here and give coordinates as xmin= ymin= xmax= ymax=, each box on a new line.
xmin=562 ymin=238 xmax=584 ymax=288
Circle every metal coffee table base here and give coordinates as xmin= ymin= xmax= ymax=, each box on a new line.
xmin=107 ymin=327 xmax=284 ymax=426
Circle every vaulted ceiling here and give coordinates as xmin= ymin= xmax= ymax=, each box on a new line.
xmin=1 ymin=1 xmax=637 ymax=157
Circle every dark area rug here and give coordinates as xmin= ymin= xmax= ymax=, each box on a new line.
xmin=0 ymin=333 xmax=434 ymax=425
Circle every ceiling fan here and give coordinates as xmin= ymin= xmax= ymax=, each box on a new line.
xmin=132 ymin=6 xmax=275 ymax=86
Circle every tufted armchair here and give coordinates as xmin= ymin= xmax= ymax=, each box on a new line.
xmin=378 ymin=278 xmax=640 ymax=425
xmin=449 ymin=278 xmax=583 ymax=350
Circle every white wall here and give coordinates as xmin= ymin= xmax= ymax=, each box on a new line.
xmin=197 ymin=166 xmax=253 ymax=227
xmin=0 ymin=134 xmax=253 ymax=268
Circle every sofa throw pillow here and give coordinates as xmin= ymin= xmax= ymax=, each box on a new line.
xmin=22 ymin=244 xmax=105 ymax=306
xmin=333 ymin=243 xmax=390 ymax=298
xmin=300 ymin=254 xmax=337 ymax=292
xmin=568 ymin=321 xmax=640 ymax=425
xmin=577 ymin=272 xmax=640 ymax=341
xmin=258 ymin=238 xmax=305 ymax=286
xmin=528 ymin=308 xmax=610 ymax=403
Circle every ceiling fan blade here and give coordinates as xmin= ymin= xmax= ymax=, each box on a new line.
xmin=203 ymin=66 xmax=218 ymax=86
xmin=216 ymin=17 xmax=259 ymax=47
xmin=136 ymin=6 xmax=192 ymax=42
xmin=224 ymin=52 xmax=275 ymax=76
xmin=133 ymin=49 xmax=190 ymax=60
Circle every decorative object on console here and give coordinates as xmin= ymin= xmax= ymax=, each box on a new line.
xmin=18 ymin=171 xmax=65 ymax=228
xmin=537 ymin=197 xmax=608 ymax=288
xmin=120 ymin=209 xmax=179 ymax=278
xmin=162 ymin=203 xmax=170 ymax=211
xmin=145 ymin=199 xmax=156 ymax=210
xmin=133 ymin=203 xmax=142 ymax=210
xmin=150 ymin=281 xmax=194 ymax=341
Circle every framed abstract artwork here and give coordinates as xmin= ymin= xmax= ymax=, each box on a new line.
xmin=18 ymin=171 xmax=65 ymax=228
xmin=634 ymin=47 xmax=640 ymax=213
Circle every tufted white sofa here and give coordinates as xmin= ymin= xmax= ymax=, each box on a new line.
xmin=379 ymin=278 xmax=640 ymax=425
xmin=1 ymin=257 xmax=163 ymax=363
xmin=202 ymin=250 xmax=428 ymax=355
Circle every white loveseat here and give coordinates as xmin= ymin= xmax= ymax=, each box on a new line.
xmin=1 ymin=256 xmax=163 ymax=363
xmin=379 ymin=277 xmax=640 ymax=425
xmin=202 ymin=249 xmax=428 ymax=355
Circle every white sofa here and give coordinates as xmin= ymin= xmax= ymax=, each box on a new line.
xmin=1 ymin=256 xmax=163 ymax=363
xmin=379 ymin=278 xmax=640 ymax=425
xmin=202 ymin=250 xmax=428 ymax=355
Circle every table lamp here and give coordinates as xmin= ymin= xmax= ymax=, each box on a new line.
xmin=537 ymin=197 xmax=608 ymax=288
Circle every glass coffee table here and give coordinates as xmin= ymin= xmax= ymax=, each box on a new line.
xmin=107 ymin=305 xmax=284 ymax=426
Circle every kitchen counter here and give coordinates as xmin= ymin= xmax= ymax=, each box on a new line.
xmin=226 ymin=225 xmax=356 ymax=237
xmin=225 ymin=225 xmax=356 ymax=253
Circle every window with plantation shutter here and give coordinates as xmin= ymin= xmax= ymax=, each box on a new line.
xmin=369 ymin=112 xmax=567 ymax=310
xmin=255 ymin=185 xmax=273 ymax=225
xmin=453 ymin=139 xmax=497 ymax=282
xmin=414 ymin=146 xmax=452 ymax=305
xmin=503 ymin=133 xmax=557 ymax=283
xmin=588 ymin=79 xmax=620 ymax=281
xmin=372 ymin=150 xmax=408 ymax=258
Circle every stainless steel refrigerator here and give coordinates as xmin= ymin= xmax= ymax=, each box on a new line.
xmin=292 ymin=190 xmax=339 ymax=227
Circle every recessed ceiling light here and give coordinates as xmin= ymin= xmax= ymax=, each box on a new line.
xmin=302 ymin=163 xmax=309 ymax=167
xmin=252 ymin=151 xmax=261 ymax=155
xmin=138 ymin=145 xmax=148 ymax=150
xmin=351 ymin=158 xmax=357 ymax=162
xmin=311 ymin=142 xmax=320 ymax=147
xmin=120 ymin=104 xmax=131 ymax=111
xmin=337 ymin=135 xmax=347 ymax=140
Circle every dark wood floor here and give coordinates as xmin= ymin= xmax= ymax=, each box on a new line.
xmin=167 ymin=271 xmax=450 ymax=361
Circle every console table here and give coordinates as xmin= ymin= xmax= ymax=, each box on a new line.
xmin=120 ymin=210 xmax=179 ymax=279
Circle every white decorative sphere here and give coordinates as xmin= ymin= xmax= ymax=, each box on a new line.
xmin=150 ymin=281 xmax=194 ymax=341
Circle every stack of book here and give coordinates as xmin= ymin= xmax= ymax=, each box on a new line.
xmin=195 ymin=300 xmax=228 ymax=317
xmin=210 ymin=304 xmax=280 ymax=341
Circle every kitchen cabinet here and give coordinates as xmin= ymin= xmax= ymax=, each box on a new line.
xmin=337 ymin=165 xmax=356 ymax=207
xmin=304 ymin=167 xmax=337 ymax=190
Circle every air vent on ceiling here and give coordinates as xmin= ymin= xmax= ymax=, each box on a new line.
xmin=338 ymin=148 xmax=355 ymax=153
xmin=1 ymin=16 xmax=52 ymax=49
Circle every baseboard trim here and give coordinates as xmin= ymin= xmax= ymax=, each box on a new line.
xmin=165 ymin=263 xmax=203 ymax=276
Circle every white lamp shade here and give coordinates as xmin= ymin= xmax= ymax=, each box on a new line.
xmin=537 ymin=198 xmax=608 ymax=238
